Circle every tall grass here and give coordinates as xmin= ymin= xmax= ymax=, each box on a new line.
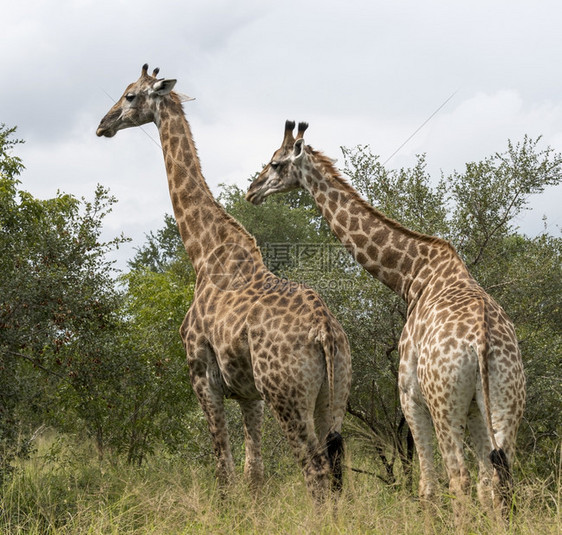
xmin=1 ymin=434 xmax=560 ymax=534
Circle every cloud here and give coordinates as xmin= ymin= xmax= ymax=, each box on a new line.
xmin=412 ymin=90 xmax=562 ymax=174
xmin=3 ymin=0 xmax=562 ymax=271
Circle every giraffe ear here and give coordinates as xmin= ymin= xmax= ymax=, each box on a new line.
xmin=292 ymin=138 xmax=306 ymax=163
xmin=151 ymin=78 xmax=177 ymax=95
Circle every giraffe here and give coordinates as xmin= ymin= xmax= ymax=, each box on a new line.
xmin=96 ymin=69 xmax=351 ymax=501
xmin=246 ymin=120 xmax=526 ymax=518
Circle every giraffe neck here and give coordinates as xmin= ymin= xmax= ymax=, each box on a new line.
xmin=303 ymin=149 xmax=467 ymax=307
xmin=155 ymin=98 xmax=262 ymax=275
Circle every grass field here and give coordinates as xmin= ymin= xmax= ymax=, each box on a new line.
xmin=1 ymin=434 xmax=560 ymax=534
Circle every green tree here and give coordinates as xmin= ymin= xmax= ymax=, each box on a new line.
xmin=448 ymin=136 xmax=562 ymax=270
xmin=118 ymin=223 xmax=197 ymax=465
xmin=0 ymin=124 xmax=26 ymax=479
xmin=1 ymin=126 xmax=202 ymax=472
xmin=0 ymin=125 xmax=129 ymax=478
xmin=219 ymin=182 xmax=331 ymax=244
xmin=444 ymin=139 xmax=562 ymax=478
xmin=128 ymin=213 xmax=188 ymax=273
xmin=339 ymin=140 xmax=562 ymax=484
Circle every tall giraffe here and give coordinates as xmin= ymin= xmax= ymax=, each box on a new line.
xmin=246 ymin=120 xmax=525 ymax=516
xmin=96 ymin=69 xmax=351 ymax=501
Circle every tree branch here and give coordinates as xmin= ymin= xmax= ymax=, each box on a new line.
xmin=1 ymin=349 xmax=70 ymax=383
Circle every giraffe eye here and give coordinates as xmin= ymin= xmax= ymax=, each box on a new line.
xmin=125 ymin=93 xmax=136 ymax=102
xmin=270 ymin=161 xmax=280 ymax=170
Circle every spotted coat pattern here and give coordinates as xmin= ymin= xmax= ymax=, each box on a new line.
xmin=246 ymin=121 xmax=526 ymax=516
xmin=97 ymin=72 xmax=351 ymax=501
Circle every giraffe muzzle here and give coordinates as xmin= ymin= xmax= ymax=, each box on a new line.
xmin=245 ymin=189 xmax=263 ymax=205
xmin=96 ymin=109 xmax=123 ymax=138
xmin=96 ymin=124 xmax=116 ymax=138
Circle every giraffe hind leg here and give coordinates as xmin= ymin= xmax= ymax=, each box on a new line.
xmin=273 ymin=402 xmax=331 ymax=502
xmin=466 ymin=399 xmax=493 ymax=509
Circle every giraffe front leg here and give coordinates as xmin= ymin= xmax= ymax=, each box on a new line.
xmin=238 ymin=398 xmax=265 ymax=492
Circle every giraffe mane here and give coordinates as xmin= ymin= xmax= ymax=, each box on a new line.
xmin=163 ymin=97 xmax=260 ymax=256
xmin=306 ymin=146 xmax=459 ymax=255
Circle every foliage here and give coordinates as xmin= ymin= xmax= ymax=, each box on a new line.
xmin=0 ymin=126 xmax=196 ymax=477
xmin=0 ymin=124 xmax=26 ymax=479
xmin=0 ymin=124 xmax=24 ymax=178
xmin=119 ymin=231 xmax=197 ymax=464
xmin=0 ymin=125 xmax=129 ymax=479
xmin=341 ymin=148 xmax=449 ymax=237
xmin=338 ymin=140 xmax=562 ymax=482
xmin=448 ymin=136 xmax=562 ymax=268
xmin=127 ymin=213 xmax=188 ymax=273
xmin=218 ymin=180 xmax=333 ymax=249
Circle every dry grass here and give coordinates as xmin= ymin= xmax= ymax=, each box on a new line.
xmin=1 ymin=436 xmax=560 ymax=534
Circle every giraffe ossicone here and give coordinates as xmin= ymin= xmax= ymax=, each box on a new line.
xmin=246 ymin=120 xmax=526 ymax=519
xmin=96 ymin=68 xmax=352 ymax=502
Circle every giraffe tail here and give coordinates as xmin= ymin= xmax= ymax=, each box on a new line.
xmin=318 ymin=326 xmax=336 ymax=426
xmin=472 ymin=299 xmax=514 ymax=505
xmin=326 ymin=430 xmax=344 ymax=492
xmin=316 ymin=319 xmax=345 ymax=491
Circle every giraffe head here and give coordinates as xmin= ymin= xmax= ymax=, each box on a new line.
xmin=245 ymin=120 xmax=310 ymax=205
xmin=96 ymin=64 xmax=193 ymax=138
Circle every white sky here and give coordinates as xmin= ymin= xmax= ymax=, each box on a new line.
xmin=3 ymin=0 xmax=562 ymax=270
